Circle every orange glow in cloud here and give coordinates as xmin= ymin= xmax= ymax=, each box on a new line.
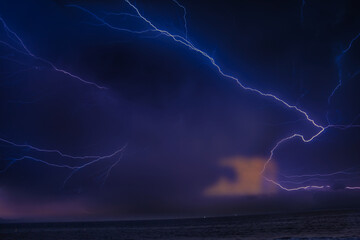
xmin=204 ymin=156 xmax=277 ymax=196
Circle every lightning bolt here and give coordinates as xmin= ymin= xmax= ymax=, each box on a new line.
xmin=68 ymin=1 xmax=323 ymax=128
xmin=328 ymin=32 xmax=360 ymax=105
xmin=264 ymin=176 xmax=330 ymax=191
xmin=67 ymin=0 xmax=360 ymax=191
xmin=0 ymin=137 xmax=127 ymax=185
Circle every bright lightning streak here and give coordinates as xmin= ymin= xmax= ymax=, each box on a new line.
xmin=68 ymin=1 xmax=360 ymax=191
xmin=328 ymin=32 xmax=360 ymax=104
xmin=121 ymin=0 xmax=325 ymax=131
xmin=0 ymin=16 xmax=106 ymax=89
xmin=345 ymin=186 xmax=360 ymax=190
xmin=264 ymin=177 xmax=330 ymax=191
xmin=68 ymin=2 xmax=324 ymax=138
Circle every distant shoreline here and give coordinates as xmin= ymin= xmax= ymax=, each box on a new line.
xmin=2 ymin=207 xmax=360 ymax=225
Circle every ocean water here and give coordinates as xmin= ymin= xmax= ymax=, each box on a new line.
xmin=1 ymin=210 xmax=360 ymax=239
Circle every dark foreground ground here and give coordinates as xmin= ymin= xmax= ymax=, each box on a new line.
xmin=1 ymin=210 xmax=360 ymax=239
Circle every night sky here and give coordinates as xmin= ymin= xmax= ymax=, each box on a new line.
xmin=1 ymin=0 xmax=360 ymax=221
